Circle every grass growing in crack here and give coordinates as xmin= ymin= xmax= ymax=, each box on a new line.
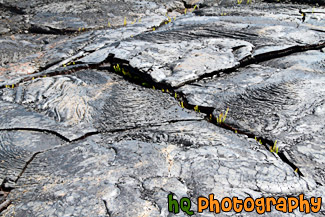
xmin=255 ymin=137 xmax=279 ymax=155
xmin=113 ymin=64 xmax=132 ymax=79
xmin=141 ymin=82 xmax=150 ymax=87
xmin=113 ymin=64 xmax=121 ymax=73
xmin=113 ymin=63 xmax=167 ymax=92
xmin=270 ymin=140 xmax=279 ymax=154
xmin=62 ymin=61 xmax=75 ymax=68
xmin=194 ymin=105 xmax=200 ymax=113
xmin=216 ymin=107 xmax=229 ymax=124
xmin=159 ymin=88 xmax=169 ymax=93
xmin=122 ymin=68 xmax=132 ymax=78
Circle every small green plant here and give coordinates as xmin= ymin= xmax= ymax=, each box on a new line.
xmin=295 ymin=168 xmax=299 ymax=173
xmin=194 ymin=105 xmax=200 ymax=113
xmin=174 ymin=92 xmax=177 ymax=99
xmin=113 ymin=64 xmax=121 ymax=73
xmin=237 ymin=0 xmax=243 ymax=4
xmin=216 ymin=107 xmax=229 ymax=124
xmin=216 ymin=113 xmax=222 ymax=124
xmin=223 ymin=107 xmax=229 ymax=122
xmin=77 ymin=27 xmax=86 ymax=32
xmin=113 ymin=64 xmax=132 ymax=78
xmin=162 ymin=89 xmax=164 ymax=92
xmin=152 ymin=27 xmax=156 ymax=31
xmin=121 ymin=68 xmax=132 ymax=78
xmin=270 ymin=140 xmax=279 ymax=154
xmin=184 ymin=8 xmax=187 ymax=15
xmin=124 ymin=17 xmax=127 ymax=26
xmin=108 ymin=21 xmax=111 ymax=27
xmin=142 ymin=82 xmax=150 ymax=87
xmin=180 ymin=101 xmax=184 ymax=108
xmin=152 ymin=86 xmax=156 ymax=90
xmin=193 ymin=5 xmax=198 ymax=10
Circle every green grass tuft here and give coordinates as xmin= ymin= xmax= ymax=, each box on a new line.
xmin=216 ymin=107 xmax=229 ymax=124
xmin=270 ymin=140 xmax=279 ymax=154
xmin=194 ymin=105 xmax=200 ymax=113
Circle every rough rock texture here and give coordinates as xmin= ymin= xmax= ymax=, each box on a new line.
xmin=0 ymin=0 xmax=325 ymax=216
xmin=3 ymin=122 xmax=318 ymax=216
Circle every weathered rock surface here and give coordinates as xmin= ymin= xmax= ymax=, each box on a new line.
xmin=0 ymin=0 xmax=325 ymax=216
xmin=4 ymin=121 xmax=320 ymax=216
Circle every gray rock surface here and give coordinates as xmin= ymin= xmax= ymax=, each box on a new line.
xmin=4 ymin=122 xmax=319 ymax=216
xmin=0 ymin=0 xmax=324 ymax=216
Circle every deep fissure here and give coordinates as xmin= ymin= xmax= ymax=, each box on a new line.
xmin=98 ymin=55 xmax=307 ymax=177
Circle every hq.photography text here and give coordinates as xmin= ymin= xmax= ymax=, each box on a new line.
xmin=168 ymin=193 xmax=322 ymax=215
